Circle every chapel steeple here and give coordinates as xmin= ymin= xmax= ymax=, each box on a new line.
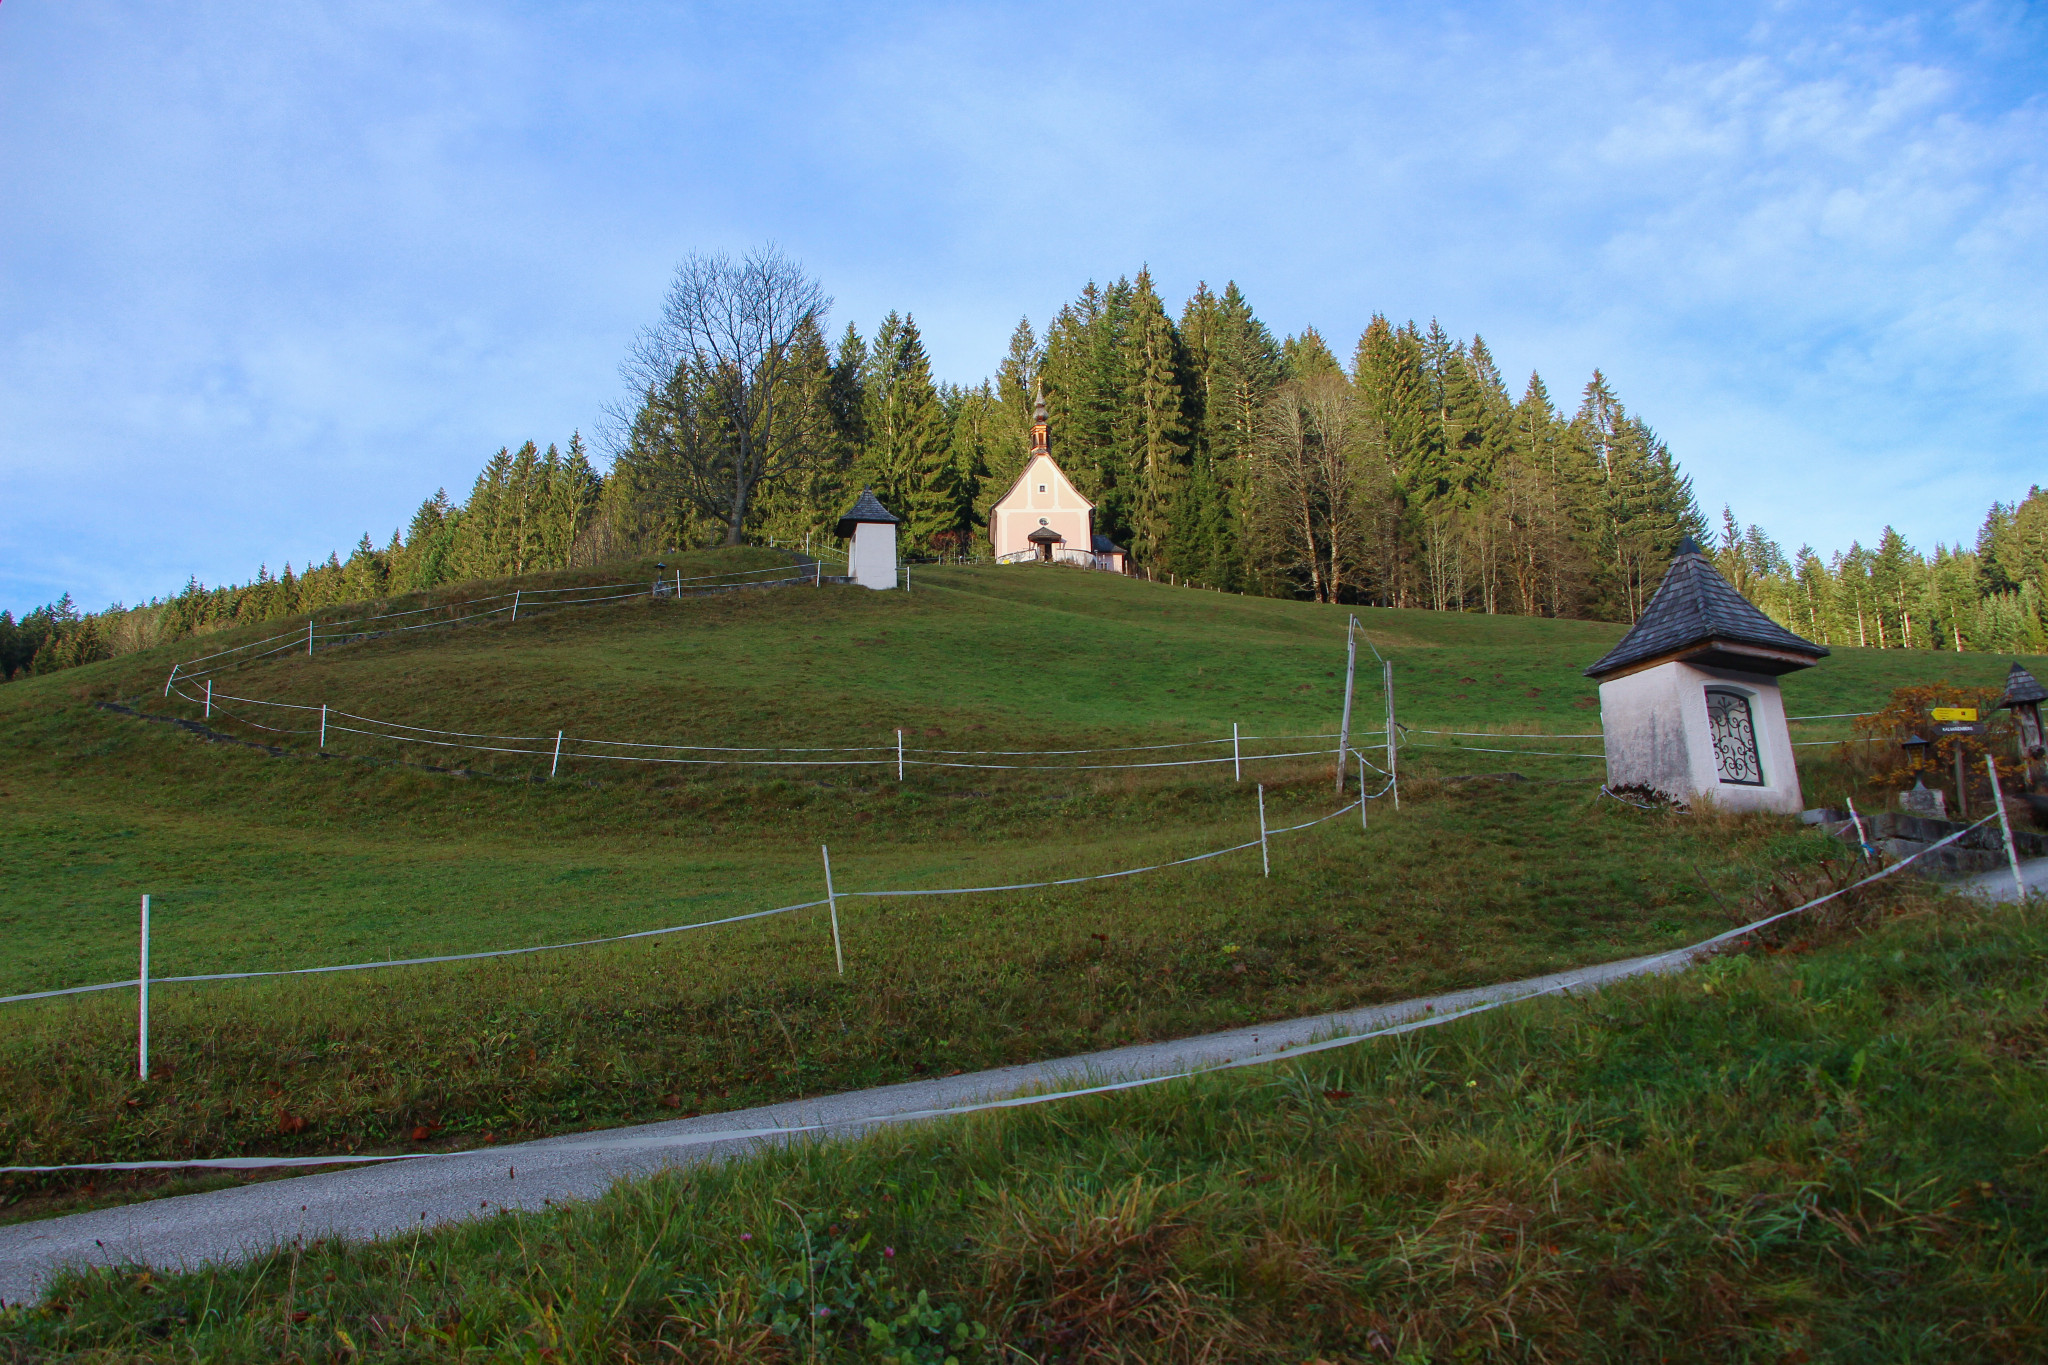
xmin=1031 ymin=378 xmax=1049 ymax=457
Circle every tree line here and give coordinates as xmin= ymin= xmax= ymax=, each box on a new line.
xmin=609 ymin=248 xmax=1704 ymax=623
xmin=1711 ymin=489 xmax=2048 ymax=656
xmin=7 ymin=249 xmax=2044 ymax=680
xmin=1 ymin=437 xmax=601 ymax=679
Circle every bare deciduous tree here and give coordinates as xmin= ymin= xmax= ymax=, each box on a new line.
xmin=1249 ymin=376 xmax=1373 ymax=603
xmin=614 ymin=246 xmax=832 ymax=546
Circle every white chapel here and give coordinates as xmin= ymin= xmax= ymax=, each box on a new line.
xmin=987 ymin=381 xmax=1129 ymax=573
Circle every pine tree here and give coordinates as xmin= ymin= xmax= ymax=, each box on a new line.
xmin=1124 ymin=269 xmax=1192 ymax=570
xmin=1281 ymin=327 xmax=1343 ymax=380
xmin=451 ymin=448 xmax=513 ymax=580
xmin=857 ymin=313 xmax=957 ymax=550
xmin=1351 ymin=318 xmax=1440 ymax=504
xmin=1039 ymin=281 xmax=1136 ymax=543
xmin=976 ymin=318 xmax=1040 ymax=540
xmin=1179 ymin=282 xmax=1282 ymax=590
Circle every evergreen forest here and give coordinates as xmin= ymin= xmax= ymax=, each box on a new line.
xmin=6 ymin=270 xmax=2045 ymax=682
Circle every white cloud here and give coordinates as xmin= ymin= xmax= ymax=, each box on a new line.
xmin=1 ymin=0 xmax=2042 ymax=610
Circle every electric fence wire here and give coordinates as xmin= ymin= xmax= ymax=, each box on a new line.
xmin=0 ymin=787 xmax=1382 ymax=1008
xmin=3 ymin=808 xmax=1999 ymax=1174
xmin=166 ymin=565 xmax=818 ymax=685
xmin=166 ymin=682 xmax=1382 ymax=770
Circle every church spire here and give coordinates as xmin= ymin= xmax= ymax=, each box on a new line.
xmin=1031 ymin=377 xmax=1049 ymax=456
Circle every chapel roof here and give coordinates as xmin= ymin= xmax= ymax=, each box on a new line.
xmin=2001 ymin=662 xmax=2048 ymax=708
xmin=992 ymin=452 xmax=1095 ymax=513
xmin=1584 ymin=536 xmax=1829 ymax=680
xmin=834 ymin=487 xmax=900 ymax=539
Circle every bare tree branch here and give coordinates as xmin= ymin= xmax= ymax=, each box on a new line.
xmin=611 ymin=245 xmax=832 ymax=545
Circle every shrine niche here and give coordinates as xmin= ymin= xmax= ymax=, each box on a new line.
xmin=1585 ymin=537 xmax=1829 ymax=814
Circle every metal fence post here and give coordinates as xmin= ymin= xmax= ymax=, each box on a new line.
xmin=1335 ymin=616 xmax=1357 ymax=791
xmin=821 ymin=845 xmax=845 ymax=975
xmin=138 ymin=895 xmax=150 ymax=1080
xmin=1257 ymin=784 xmax=1269 ymax=877
xmin=1384 ymin=660 xmax=1399 ymax=811
xmin=1988 ymin=756 xmax=2028 ymax=902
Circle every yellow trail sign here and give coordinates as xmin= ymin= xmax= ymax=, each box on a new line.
xmin=1930 ymin=707 xmax=1979 ymax=722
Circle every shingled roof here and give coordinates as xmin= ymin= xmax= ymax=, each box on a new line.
xmin=2001 ymin=662 xmax=2047 ymax=708
xmin=833 ymin=487 xmax=900 ymax=539
xmin=1584 ymin=537 xmax=1829 ymax=680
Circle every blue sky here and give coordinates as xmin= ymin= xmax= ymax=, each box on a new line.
xmin=2 ymin=1 xmax=2043 ymax=615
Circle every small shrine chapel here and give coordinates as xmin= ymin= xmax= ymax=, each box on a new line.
xmin=988 ymin=382 xmax=1129 ymax=573
xmin=1586 ymin=536 xmax=1828 ymax=813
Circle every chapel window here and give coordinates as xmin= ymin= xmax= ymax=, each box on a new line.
xmin=1705 ymin=688 xmax=1764 ymax=786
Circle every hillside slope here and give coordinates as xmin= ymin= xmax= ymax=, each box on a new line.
xmin=9 ymin=893 xmax=2043 ymax=1359
xmin=1 ymin=554 xmax=2039 ymax=1217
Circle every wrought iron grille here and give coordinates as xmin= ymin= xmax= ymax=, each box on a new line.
xmin=1705 ymin=688 xmax=1764 ymax=786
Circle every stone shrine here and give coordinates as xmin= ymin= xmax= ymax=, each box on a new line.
xmin=835 ymin=487 xmax=900 ymax=591
xmin=1585 ymin=537 xmax=1829 ymax=814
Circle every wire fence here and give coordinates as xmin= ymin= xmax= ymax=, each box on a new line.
xmin=1 ymin=781 xmax=1390 ymax=1009
xmin=163 ymin=561 xmax=830 ymax=692
xmin=0 ymin=807 xmax=2006 ymax=1175
xmin=165 ymin=675 xmax=1388 ymax=774
xmin=160 ymin=676 xmax=1905 ymax=777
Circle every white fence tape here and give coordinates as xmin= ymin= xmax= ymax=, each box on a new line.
xmin=1 ymin=787 xmax=1392 ymax=1009
xmin=165 ymin=679 xmax=1380 ymax=773
xmin=1 ymin=810 xmax=1996 ymax=1175
xmin=166 ymin=563 xmax=822 ymax=687
xmin=1402 ymin=741 xmax=1604 ymax=759
xmin=0 ymin=902 xmax=829 ymax=1005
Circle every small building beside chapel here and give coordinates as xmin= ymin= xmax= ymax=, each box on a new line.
xmin=988 ymin=382 xmax=1129 ymax=573
xmin=1586 ymin=536 xmax=1828 ymax=813
xmin=835 ymin=486 xmax=900 ymax=591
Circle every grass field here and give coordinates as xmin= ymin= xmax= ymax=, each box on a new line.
xmin=7 ymin=884 xmax=2042 ymax=1361
xmin=2 ymin=552 xmax=2040 ymax=1224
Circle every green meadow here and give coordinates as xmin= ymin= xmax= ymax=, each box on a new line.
xmin=8 ymin=884 xmax=2043 ymax=1361
xmin=1 ymin=552 xmax=2038 ymax=1222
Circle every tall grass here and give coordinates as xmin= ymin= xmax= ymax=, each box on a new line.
xmin=3 ymin=770 xmax=1849 ymax=1221
xmin=8 ymin=888 xmax=2042 ymax=1360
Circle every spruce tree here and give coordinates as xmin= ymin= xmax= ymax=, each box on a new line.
xmin=1124 ymin=269 xmax=1192 ymax=570
xmin=976 ymin=318 xmax=1039 ymax=539
xmin=1179 ymin=282 xmax=1282 ymax=591
xmin=857 ymin=313 xmax=956 ymax=550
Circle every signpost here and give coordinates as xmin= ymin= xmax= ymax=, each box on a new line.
xmin=1928 ymin=707 xmax=1985 ymax=818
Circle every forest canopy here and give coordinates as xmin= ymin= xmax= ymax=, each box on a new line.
xmin=7 ymin=263 xmax=2045 ymax=682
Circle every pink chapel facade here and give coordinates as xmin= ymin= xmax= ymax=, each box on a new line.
xmin=986 ymin=383 xmax=1130 ymax=574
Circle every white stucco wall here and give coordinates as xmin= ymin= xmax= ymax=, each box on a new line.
xmin=849 ymin=521 xmax=897 ymax=590
xmin=990 ymin=455 xmax=1093 ymax=560
xmin=1598 ymin=660 xmax=1803 ymax=814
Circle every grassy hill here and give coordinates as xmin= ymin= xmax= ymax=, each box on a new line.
xmin=8 ymin=891 xmax=2043 ymax=1361
xmin=1 ymin=553 xmax=2038 ymax=1221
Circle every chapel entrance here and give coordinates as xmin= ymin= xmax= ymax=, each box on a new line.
xmin=1027 ymin=525 xmax=1063 ymax=562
